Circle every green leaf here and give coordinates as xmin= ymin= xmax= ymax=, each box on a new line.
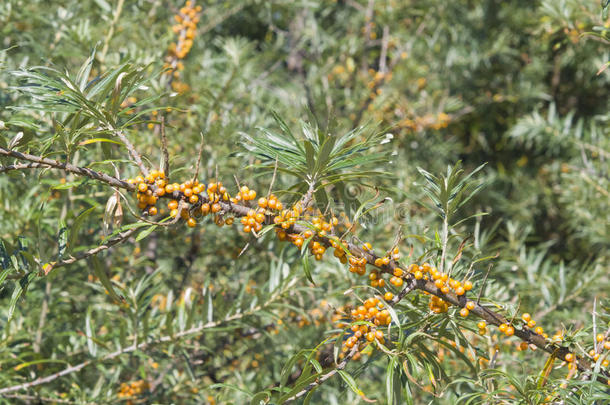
xmin=69 ymin=205 xmax=97 ymax=253
xmin=337 ymin=370 xmax=364 ymax=397
xmin=91 ymin=255 xmax=123 ymax=304
xmin=57 ymin=219 xmax=67 ymax=260
xmin=7 ymin=273 xmax=36 ymax=325
xmin=136 ymin=224 xmax=158 ymax=242
xmin=302 ymin=253 xmax=315 ymax=285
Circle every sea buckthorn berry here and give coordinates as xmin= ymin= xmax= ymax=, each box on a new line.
xmin=148 ymin=206 xmax=158 ymax=216
xmin=211 ymin=203 xmax=221 ymax=213
xmin=521 ymin=313 xmax=531 ymax=322
xmin=455 ymin=287 xmax=465 ymax=296
xmin=604 ymin=341 xmax=610 ymax=350
xmin=463 ymin=280 xmax=473 ymax=291
xmin=466 ymin=301 xmax=475 ymax=310
xmin=187 ymin=217 xmax=197 ymax=227
xmin=479 ymin=328 xmax=487 ymax=335
xmin=505 ymin=326 xmax=515 ymax=336
xmin=477 ymin=321 xmax=487 ymax=329
xmin=363 ymin=242 xmax=372 ymax=251
xmin=564 ymin=353 xmax=574 ymax=362
xmin=170 ymin=208 xmax=178 ymax=218
xmin=441 ymin=285 xmax=450 ymax=294
xmin=201 ymin=203 xmax=210 ymax=215
xmin=459 ymin=308 xmax=469 ymax=317
xmin=414 ymin=270 xmax=423 ymax=280
xmin=165 ymin=184 xmax=175 ymax=193
xmin=596 ymin=334 xmax=605 ymax=343
xmin=189 ymin=195 xmax=199 ymax=204
xmin=258 ymin=197 xmax=268 ymax=208
xmin=168 ymin=200 xmax=178 ymax=210
xmin=499 ymin=323 xmax=508 ymax=333
xmin=393 ymin=268 xmax=403 ymax=277
xmin=519 ymin=342 xmax=529 ymax=351
xmin=384 ymin=292 xmax=394 ymax=301
xmin=527 ymin=320 xmax=536 ymax=328
xmin=375 ymin=330 xmax=384 ymax=340
xmin=184 ymin=188 xmax=193 ymax=197
xmin=534 ymin=326 xmax=544 ymax=335
xmin=138 ymin=183 xmax=148 ymax=192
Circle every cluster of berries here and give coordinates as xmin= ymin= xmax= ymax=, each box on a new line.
xmin=341 ymin=296 xmax=392 ymax=359
xmin=588 ymin=334 xmax=610 ymax=368
xmin=117 ymin=380 xmax=149 ymax=403
xmin=128 ymin=170 xmax=167 ymax=216
xmin=165 ymin=1 xmax=202 ymax=92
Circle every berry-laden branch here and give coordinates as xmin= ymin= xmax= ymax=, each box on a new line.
xmin=2 ymin=150 xmax=610 ymax=390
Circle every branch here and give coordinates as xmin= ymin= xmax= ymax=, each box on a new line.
xmin=41 ymin=227 xmax=138 ymax=276
xmin=0 ymin=147 xmax=135 ymax=191
xmin=284 ymin=346 xmax=359 ymax=403
xmin=0 ymin=280 xmax=293 ymax=395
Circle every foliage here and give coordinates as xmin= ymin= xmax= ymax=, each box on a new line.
xmin=0 ymin=0 xmax=609 ymax=404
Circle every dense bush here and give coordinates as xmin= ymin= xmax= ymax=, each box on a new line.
xmin=0 ymin=0 xmax=608 ymax=403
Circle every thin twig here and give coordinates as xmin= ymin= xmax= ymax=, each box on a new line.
xmin=40 ymin=228 xmax=138 ymax=276
xmin=110 ymin=127 xmax=149 ymax=176
xmin=0 ymin=147 xmax=134 ymax=191
xmin=192 ymin=132 xmax=205 ymax=183
xmin=477 ymin=264 xmax=493 ymax=305
xmin=284 ymin=346 xmax=359 ymax=403
xmin=160 ymin=116 xmax=170 ymax=179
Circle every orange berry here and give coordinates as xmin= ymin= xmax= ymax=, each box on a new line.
xmin=477 ymin=320 xmax=486 ymax=329
xmin=459 ymin=308 xmax=469 ymax=317
xmin=499 ymin=323 xmax=508 ymax=333
xmin=466 ymin=301 xmax=475 ymax=310
xmin=211 ymin=203 xmax=221 ymax=213
xmin=148 ymin=206 xmax=158 ymax=216
xmin=604 ymin=341 xmax=610 ymax=350
xmin=201 ymin=203 xmax=210 ymax=215
xmin=534 ymin=326 xmax=544 ymax=335
xmin=187 ymin=218 xmax=197 ymax=227
xmin=384 ymin=292 xmax=394 ymax=301
xmin=527 ymin=320 xmax=536 ymax=328
xmin=505 ymin=326 xmax=515 ymax=336
xmin=455 ymin=287 xmax=465 ymax=295
xmin=184 ymin=188 xmax=193 ymax=197
xmin=170 ymin=208 xmax=178 ymax=218
xmin=564 ymin=353 xmax=574 ymax=362
xmin=463 ymin=280 xmax=473 ymax=291
xmin=138 ymin=183 xmax=147 ymax=192
xmin=521 ymin=313 xmax=531 ymax=322
xmin=168 ymin=200 xmax=178 ymax=210
xmin=189 ymin=195 xmax=199 ymax=204
xmin=258 ymin=197 xmax=268 ymax=208
xmin=597 ymin=334 xmax=605 ymax=343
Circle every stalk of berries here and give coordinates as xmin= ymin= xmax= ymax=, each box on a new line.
xmin=124 ymin=170 xmax=609 ymax=385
